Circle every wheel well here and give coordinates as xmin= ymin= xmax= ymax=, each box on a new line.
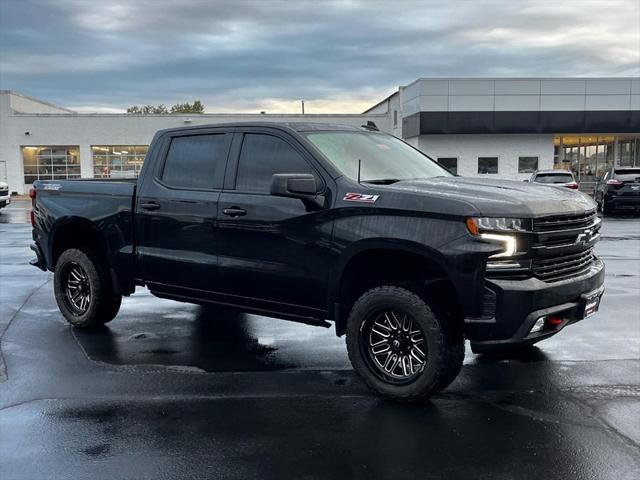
xmin=51 ymin=222 xmax=106 ymax=267
xmin=336 ymin=249 xmax=461 ymax=336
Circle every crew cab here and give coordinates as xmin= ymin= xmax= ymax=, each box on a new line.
xmin=29 ymin=123 xmax=605 ymax=401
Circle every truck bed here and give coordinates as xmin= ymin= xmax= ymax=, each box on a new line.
xmin=31 ymin=178 xmax=138 ymax=290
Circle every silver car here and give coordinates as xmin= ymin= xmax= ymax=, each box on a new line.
xmin=527 ymin=170 xmax=579 ymax=190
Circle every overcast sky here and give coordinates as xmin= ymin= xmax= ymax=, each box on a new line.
xmin=1 ymin=0 xmax=638 ymax=113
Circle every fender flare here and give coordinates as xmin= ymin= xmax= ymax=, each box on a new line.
xmin=327 ymin=238 xmax=451 ymax=320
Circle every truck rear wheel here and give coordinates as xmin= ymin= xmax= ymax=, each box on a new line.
xmin=54 ymin=248 xmax=122 ymax=328
xmin=346 ymin=285 xmax=464 ymax=402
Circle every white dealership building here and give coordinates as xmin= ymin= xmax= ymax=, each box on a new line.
xmin=1 ymin=77 xmax=638 ymax=195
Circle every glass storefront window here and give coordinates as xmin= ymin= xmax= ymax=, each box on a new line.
xmin=553 ymin=134 xmax=639 ymax=194
xmin=619 ymin=136 xmax=640 ymax=167
xmin=92 ymin=145 xmax=148 ymax=178
xmin=22 ymin=146 xmax=80 ymax=185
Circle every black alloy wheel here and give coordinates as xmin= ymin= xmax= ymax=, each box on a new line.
xmin=360 ymin=309 xmax=427 ymax=384
xmin=62 ymin=262 xmax=92 ymax=315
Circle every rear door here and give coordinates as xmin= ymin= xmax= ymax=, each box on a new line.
xmin=216 ymin=128 xmax=332 ymax=314
xmin=136 ymin=128 xmax=232 ymax=293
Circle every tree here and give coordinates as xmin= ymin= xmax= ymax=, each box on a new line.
xmin=126 ymin=101 xmax=204 ymax=114
xmin=170 ymin=101 xmax=204 ymax=114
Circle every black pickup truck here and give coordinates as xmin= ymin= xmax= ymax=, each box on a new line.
xmin=30 ymin=122 xmax=605 ymax=401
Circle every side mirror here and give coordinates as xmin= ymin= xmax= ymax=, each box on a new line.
xmin=270 ymin=173 xmax=317 ymax=198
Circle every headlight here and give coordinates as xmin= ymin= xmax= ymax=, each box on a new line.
xmin=479 ymin=233 xmax=517 ymax=258
xmin=474 ymin=217 xmax=527 ymax=232
xmin=466 ymin=217 xmax=522 ymax=258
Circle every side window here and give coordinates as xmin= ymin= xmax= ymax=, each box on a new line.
xmin=161 ymin=134 xmax=229 ymax=189
xmin=518 ymin=156 xmax=538 ymax=173
xmin=437 ymin=157 xmax=457 ymax=174
xmin=235 ymin=134 xmax=315 ymax=193
xmin=478 ymin=157 xmax=498 ymax=174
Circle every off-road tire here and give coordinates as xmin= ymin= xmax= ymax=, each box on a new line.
xmin=54 ymin=248 xmax=122 ymax=327
xmin=346 ymin=285 xmax=464 ymax=402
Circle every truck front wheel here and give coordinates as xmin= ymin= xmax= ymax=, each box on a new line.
xmin=346 ymin=285 xmax=464 ymax=402
xmin=54 ymin=248 xmax=122 ymax=328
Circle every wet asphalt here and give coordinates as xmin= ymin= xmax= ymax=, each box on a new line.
xmin=0 ymin=200 xmax=639 ymax=480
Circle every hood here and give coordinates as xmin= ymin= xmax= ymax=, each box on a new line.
xmin=377 ymin=176 xmax=596 ymax=217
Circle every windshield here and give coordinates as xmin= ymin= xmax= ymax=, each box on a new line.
xmin=535 ymin=173 xmax=574 ymax=184
xmin=303 ymin=131 xmax=451 ymax=183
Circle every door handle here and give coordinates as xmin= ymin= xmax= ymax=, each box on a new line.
xmin=222 ymin=207 xmax=247 ymax=217
xmin=141 ymin=202 xmax=161 ymax=211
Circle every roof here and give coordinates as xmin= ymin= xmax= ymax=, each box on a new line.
xmin=361 ymin=90 xmax=399 ymax=114
xmin=155 ymin=121 xmax=380 ymax=136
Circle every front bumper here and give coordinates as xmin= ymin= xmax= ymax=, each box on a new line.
xmin=0 ymin=194 xmax=10 ymax=207
xmin=466 ymin=257 xmax=605 ymax=352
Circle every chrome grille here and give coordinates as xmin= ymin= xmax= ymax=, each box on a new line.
xmin=533 ymin=210 xmax=597 ymax=232
xmin=532 ymin=247 xmax=595 ymax=282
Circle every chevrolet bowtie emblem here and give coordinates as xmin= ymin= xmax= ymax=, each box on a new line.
xmin=576 ymin=228 xmax=593 ymax=245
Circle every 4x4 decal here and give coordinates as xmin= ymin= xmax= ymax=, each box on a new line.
xmin=343 ymin=193 xmax=380 ymax=203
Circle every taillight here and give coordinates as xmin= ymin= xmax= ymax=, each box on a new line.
xmin=29 ymin=188 xmax=36 ymax=226
xmin=567 ymin=183 xmax=579 ymax=189
xmin=606 ymin=179 xmax=624 ymax=186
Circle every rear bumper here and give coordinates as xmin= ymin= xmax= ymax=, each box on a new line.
xmin=29 ymin=243 xmax=47 ymax=271
xmin=604 ymin=194 xmax=640 ymax=210
xmin=465 ymin=257 xmax=605 ymax=352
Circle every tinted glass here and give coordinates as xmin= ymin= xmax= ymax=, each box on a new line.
xmin=437 ymin=157 xmax=457 ymax=174
xmin=304 ymin=131 xmax=450 ymax=182
xmin=614 ymin=168 xmax=640 ymax=181
xmin=518 ymin=156 xmax=538 ymax=173
xmin=478 ymin=157 xmax=498 ymax=174
xmin=535 ymin=173 xmax=574 ymax=183
xmin=162 ymin=134 xmax=228 ymax=189
xmin=236 ymin=134 xmax=313 ymax=193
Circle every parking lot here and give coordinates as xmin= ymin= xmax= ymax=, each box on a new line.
xmin=1 ymin=199 xmax=639 ymax=480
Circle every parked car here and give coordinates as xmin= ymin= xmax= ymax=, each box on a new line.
xmin=595 ymin=167 xmax=640 ymax=214
xmin=29 ymin=123 xmax=605 ymax=401
xmin=527 ymin=170 xmax=579 ymax=189
xmin=0 ymin=181 xmax=10 ymax=209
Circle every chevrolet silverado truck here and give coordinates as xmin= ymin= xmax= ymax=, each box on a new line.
xmin=29 ymin=123 xmax=605 ymax=401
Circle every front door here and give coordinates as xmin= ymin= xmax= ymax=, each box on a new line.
xmin=136 ymin=129 xmax=232 ymax=293
xmin=216 ymin=130 xmax=332 ymax=314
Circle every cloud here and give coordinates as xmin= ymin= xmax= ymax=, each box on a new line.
xmin=1 ymin=0 xmax=638 ymax=112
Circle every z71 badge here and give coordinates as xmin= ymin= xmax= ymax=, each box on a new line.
xmin=343 ymin=193 xmax=380 ymax=203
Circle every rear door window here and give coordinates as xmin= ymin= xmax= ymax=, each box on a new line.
xmin=161 ymin=134 xmax=230 ymax=189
